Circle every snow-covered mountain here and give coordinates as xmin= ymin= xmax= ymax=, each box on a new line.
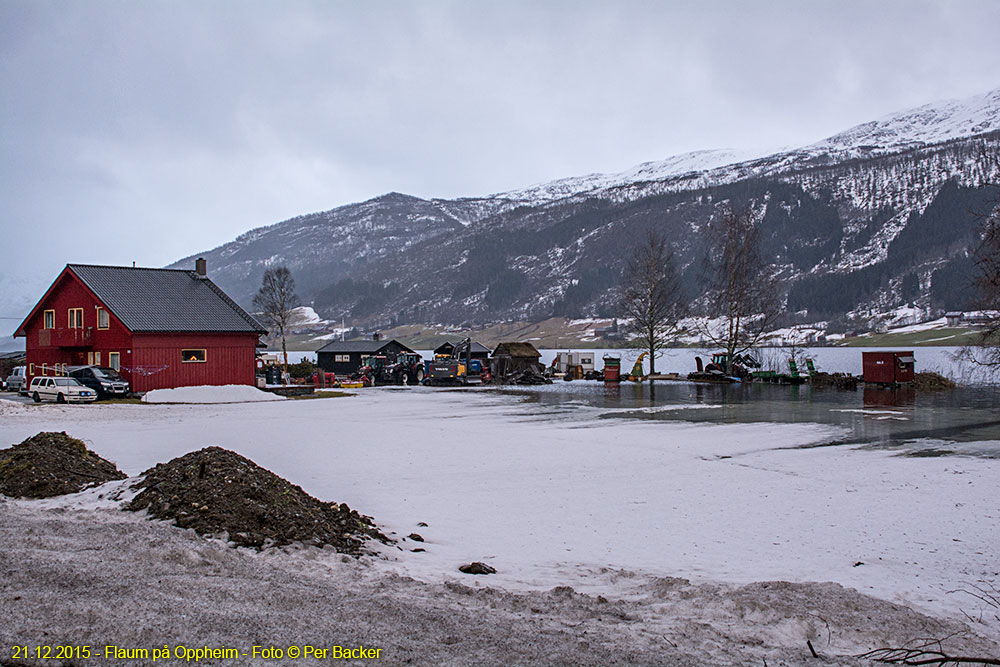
xmin=173 ymin=88 xmax=1000 ymax=330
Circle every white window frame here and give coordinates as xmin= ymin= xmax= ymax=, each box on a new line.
xmin=181 ymin=349 xmax=207 ymax=363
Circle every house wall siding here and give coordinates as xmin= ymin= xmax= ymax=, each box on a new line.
xmin=23 ymin=270 xmax=135 ymax=383
xmin=131 ymin=333 xmax=258 ymax=392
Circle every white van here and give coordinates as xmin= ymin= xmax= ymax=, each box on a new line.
xmin=5 ymin=366 xmax=27 ymax=394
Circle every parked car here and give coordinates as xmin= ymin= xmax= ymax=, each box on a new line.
xmin=6 ymin=366 xmax=27 ymax=394
xmin=27 ymin=376 xmax=97 ymax=403
xmin=68 ymin=365 xmax=130 ymax=399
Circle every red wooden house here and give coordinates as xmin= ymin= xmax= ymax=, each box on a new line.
xmin=14 ymin=260 xmax=266 ymax=393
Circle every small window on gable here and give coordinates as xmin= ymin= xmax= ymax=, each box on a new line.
xmin=182 ymin=349 xmax=206 ymax=363
xmin=43 ymin=310 xmax=55 ymax=329
xmin=97 ymin=307 xmax=109 ymax=329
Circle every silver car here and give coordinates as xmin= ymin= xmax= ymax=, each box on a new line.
xmin=27 ymin=376 xmax=97 ymax=403
xmin=6 ymin=365 xmax=26 ymax=394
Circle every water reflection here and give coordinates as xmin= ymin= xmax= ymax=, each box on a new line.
xmin=495 ymin=379 xmax=1000 ymax=458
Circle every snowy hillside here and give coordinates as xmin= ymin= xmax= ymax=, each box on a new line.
xmin=817 ymin=88 xmax=1000 ymax=153
xmin=171 ymin=88 xmax=1000 ymax=328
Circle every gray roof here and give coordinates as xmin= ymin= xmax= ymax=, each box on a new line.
xmin=68 ymin=264 xmax=266 ymax=334
xmin=316 ymin=339 xmax=414 ymax=354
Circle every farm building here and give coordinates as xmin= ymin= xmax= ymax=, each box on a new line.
xmin=862 ymin=351 xmax=916 ymax=385
xmin=316 ymin=338 xmax=415 ymax=376
xmin=433 ymin=340 xmax=491 ymax=361
xmin=490 ymin=342 xmax=543 ymax=378
xmin=13 ymin=261 xmax=266 ymax=393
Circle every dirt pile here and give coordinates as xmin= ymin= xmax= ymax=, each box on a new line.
xmin=127 ymin=446 xmax=389 ymax=554
xmin=0 ymin=431 xmax=126 ymax=499
xmin=811 ymin=372 xmax=860 ymax=390
xmin=913 ymin=371 xmax=956 ymax=391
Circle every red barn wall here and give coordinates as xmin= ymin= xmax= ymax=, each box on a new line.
xmin=23 ymin=271 xmax=134 ymax=383
xmin=130 ymin=333 xmax=258 ymax=392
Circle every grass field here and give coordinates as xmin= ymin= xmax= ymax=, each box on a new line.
xmin=839 ymin=327 xmax=982 ymax=347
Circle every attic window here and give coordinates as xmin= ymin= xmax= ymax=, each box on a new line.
xmin=97 ymin=307 xmax=109 ymax=329
xmin=181 ymin=349 xmax=206 ymax=363
xmin=44 ymin=310 xmax=55 ymax=329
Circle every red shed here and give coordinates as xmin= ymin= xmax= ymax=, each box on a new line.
xmin=862 ymin=351 xmax=915 ymax=385
xmin=13 ymin=261 xmax=266 ymax=393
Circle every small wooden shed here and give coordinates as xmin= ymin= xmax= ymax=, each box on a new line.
xmin=433 ymin=340 xmax=491 ymax=361
xmin=490 ymin=342 xmax=542 ymax=378
xmin=316 ymin=339 xmax=415 ymax=376
xmin=862 ymin=351 xmax=915 ymax=385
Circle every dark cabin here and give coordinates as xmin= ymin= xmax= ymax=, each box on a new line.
xmin=317 ymin=339 xmax=415 ymax=376
xmin=862 ymin=351 xmax=915 ymax=385
xmin=433 ymin=340 xmax=491 ymax=361
xmin=490 ymin=341 xmax=543 ymax=378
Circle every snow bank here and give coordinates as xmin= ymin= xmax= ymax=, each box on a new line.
xmin=141 ymin=384 xmax=284 ymax=404
xmin=0 ymin=399 xmax=31 ymax=415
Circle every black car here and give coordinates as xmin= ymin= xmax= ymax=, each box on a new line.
xmin=67 ymin=365 xmax=130 ymax=399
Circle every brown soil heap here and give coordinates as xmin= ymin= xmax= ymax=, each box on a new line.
xmin=127 ymin=446 xmax=389 ymax=554
xmin=0 ymin=431 xmax=127 ymax=499
xmin=913 ymin=371 xmax=956 ymax=391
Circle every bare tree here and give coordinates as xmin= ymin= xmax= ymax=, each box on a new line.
xmin=620 ymin=229 xmax=687 ymax=376
xmin=699 ymin=203 xmax=781 ymax=371
xmin=970 ymin=195 xmax=1000 ymax=372
xmin=253 ymin=267 xmax=300 ymax=375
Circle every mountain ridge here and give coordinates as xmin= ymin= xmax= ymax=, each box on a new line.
xmin=170 ymin=88 xmax=1000 ymax=332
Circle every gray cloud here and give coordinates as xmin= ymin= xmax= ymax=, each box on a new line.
xmin=2 ymin=0 xmax=999 ymax=320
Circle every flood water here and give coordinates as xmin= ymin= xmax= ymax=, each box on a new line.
xmin=496 ymin=372 xmax=1000 ymax=460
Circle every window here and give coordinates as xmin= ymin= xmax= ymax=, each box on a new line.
xmin=181 ymin=349 xmax=206 ymax=363
xmin=41 ymin=363 xmax=47 ymax=376
xmin=334 ymin=354 xmax=350 ymax=363
xmin=87 ymin=351 xmax=94 ymax=365
xmin=68 ymin=308 xmax=84 ymax=328
xmin=29 ymin=363 xmax=34 ymax=375
xmin=97 ymin=307 xmax=109 ymax=329
xmin=109 ymin=352 xmax=120 ymax=371
xmin=94 ymin=351 xmax=101 ymax=365
xmin=44 ymin=310 xmax=55 ymax=329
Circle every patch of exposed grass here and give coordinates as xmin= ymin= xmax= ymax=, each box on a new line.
xmin=839 ymin=327 xmax=981 ymax=347
xmin=288 ymin=391 xmax=355 ymax=400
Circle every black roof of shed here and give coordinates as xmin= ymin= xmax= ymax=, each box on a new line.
xmin=316 ymin=339 xmax=415 ymax=354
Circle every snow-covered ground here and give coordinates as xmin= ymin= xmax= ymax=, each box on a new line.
xmin=2 ymin=386 xmax=998 ymax=651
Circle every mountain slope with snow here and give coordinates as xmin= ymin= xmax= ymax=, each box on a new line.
xmin=172 ymin=88 xmax=1000 ymax=328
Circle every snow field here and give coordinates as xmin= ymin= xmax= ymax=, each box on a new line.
xmin=1 ymin=386 xmax=997 ymax=641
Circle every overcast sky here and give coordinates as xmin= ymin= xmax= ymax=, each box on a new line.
xmin=2 ymin=0 xmax=1000 ymax=322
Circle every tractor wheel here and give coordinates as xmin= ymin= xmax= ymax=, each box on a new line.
xmin=415 ymin=367 xmax=424 ymax=384
xmin=401 ymin=371 xmax=410 ymax=385
xmin=57 ymin=393 xmax=66 ymax=404
xmin=32 ymin=392 xmax=41 ymax=403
